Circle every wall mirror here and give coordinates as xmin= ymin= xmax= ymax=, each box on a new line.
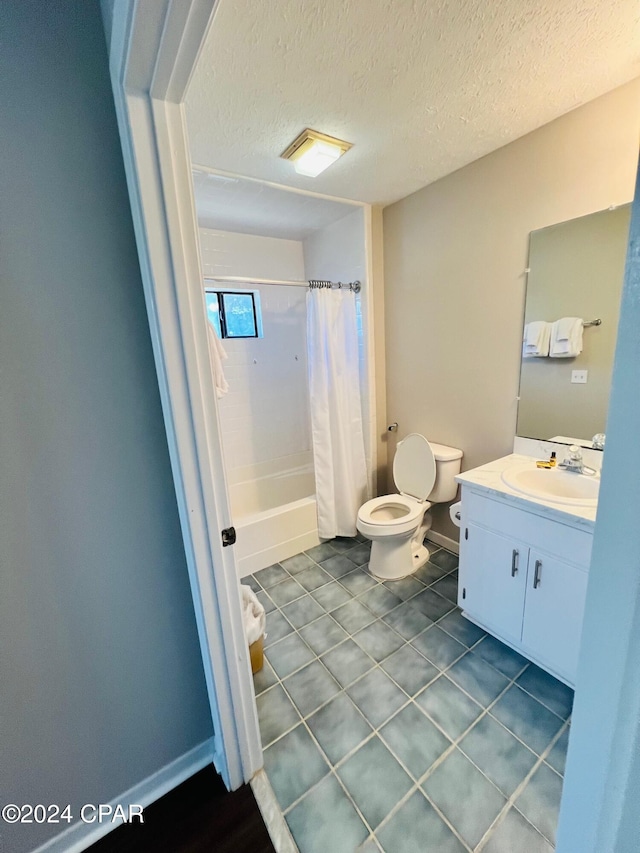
xmin=516 ymin=204 xmax=631 ymax=447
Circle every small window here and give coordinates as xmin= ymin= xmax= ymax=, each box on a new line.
xmin=205 ymin=289 xmax=261 ymax=339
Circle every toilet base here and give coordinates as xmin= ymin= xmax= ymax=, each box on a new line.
xmin=411 ymin=543 xmax=430 ymax=572
xmin=368 ymin=532 xmax=431 ymax=581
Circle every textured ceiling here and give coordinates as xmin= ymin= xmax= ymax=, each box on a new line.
xmin=193 ymin=169 xmax=358 ymax=239
xmin=186 ymin=0 xmax=640 ymax=205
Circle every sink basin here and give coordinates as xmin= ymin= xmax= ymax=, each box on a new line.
xmin=501 ymin=463 xmax=599 ymax=506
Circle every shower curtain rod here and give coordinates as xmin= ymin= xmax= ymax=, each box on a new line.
xmin=204 ymin=275 xmax=361 ymax=293
xmin=308 ymin=279 xmax=361 ymax=293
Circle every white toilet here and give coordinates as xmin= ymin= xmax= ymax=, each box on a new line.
xmin=357 ymin=434 xmax=463 ymax=580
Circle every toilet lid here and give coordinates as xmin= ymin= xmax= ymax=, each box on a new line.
xmin=393 ymin=433 xmax=436 ymax=501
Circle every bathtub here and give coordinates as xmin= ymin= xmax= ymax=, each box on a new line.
xmin=228 ymin=454 xmax=320 ymax=577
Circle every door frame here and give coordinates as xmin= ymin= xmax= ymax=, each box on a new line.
xmin=102 ymin=0 xmax=262 ymax=790
xmin=102 ymin=0 xmax=380 ymax=793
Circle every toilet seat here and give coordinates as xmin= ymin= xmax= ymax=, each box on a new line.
xmin=357 ymin=494 xmax=428 ymax=537
xmin=357 ymin=436 xmax=437 ymax=539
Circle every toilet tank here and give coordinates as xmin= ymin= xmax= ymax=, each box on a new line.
xmin=427 ymin=442 xmax=463 ymax=503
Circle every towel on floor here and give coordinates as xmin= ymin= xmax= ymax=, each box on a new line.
xmin=549 ymin=317 xmax=583 ymax=358
xmin=523 ymin=321 xmax=551 ymax=357
xmin=207 ymin=320 xmax=229 ymax=398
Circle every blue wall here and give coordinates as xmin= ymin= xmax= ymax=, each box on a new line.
xmin=0 ymin=2 xmax=214 ymax=850
xmin=556 ymin=161 xmax=640 ymax=849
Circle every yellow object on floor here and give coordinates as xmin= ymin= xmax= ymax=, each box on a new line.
xmin=250 ymin=636 xmax=264 ymax=674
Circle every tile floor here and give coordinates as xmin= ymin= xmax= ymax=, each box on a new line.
xmin=247 ymin=537 xmax=572 ymax=853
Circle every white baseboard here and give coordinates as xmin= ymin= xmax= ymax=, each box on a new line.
xmin=426 ymin=531 xmax=459 ymax=556
xmin=33 ymin=738 xmax=215 ymax=853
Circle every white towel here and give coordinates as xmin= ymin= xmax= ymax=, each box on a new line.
xmin=207 ymin=320 xmax=229 ymax=398
xmin=549 ymin=317 xmax=583 ymax=358
xmin=522 ymin=321 xmax=551 ymax=357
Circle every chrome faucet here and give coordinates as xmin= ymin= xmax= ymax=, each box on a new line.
xmin=592 ymin=433 xmax=606 ymax=450
xmin=558 ymin=445 xmax=597 ymax=476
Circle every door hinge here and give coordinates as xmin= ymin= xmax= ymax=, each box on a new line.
xmin=221 ymin=526 xmax=236 ymax=547
xmin=462 ymin=587 xmax=466 ymax=600
xmin=465 ymin=527 xmax=468 ymax=540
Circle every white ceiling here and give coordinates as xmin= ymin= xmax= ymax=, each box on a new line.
xmin=192 ymin=169 xmax=358 ymax=239
xmin=186 ymin=0 xmax=640 ymax=206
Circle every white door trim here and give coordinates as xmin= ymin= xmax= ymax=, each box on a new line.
xmin=102 ymin=0 xmax=262 ymax=790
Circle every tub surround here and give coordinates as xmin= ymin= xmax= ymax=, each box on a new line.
xmin=199 ymin=232 xmax=318 ymax=578
xmin=198 ymin=218 xmax=372 ymax=582
xmin=228 ymin=452 xmax=315 ymax=518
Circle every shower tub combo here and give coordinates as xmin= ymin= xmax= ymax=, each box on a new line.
xmin=227 ymin=453 xmax=319 ymax=577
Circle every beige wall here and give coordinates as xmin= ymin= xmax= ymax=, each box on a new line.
xmin=518 ymin=206 xmax=630 ymax=442
xmin=371 ymin=205 xmax=388 ymax=492
xmin=383 ymin=78 xmax=640 ymax=540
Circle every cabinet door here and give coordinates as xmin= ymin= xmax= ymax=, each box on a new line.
xmin=459 ymin=523 xmax=528 ymax=644
xmin=522 ymin=551 xmax=588 ymax=682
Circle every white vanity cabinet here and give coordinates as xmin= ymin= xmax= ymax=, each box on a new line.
xmin=458 ymin=488 xmax=592 ymax=686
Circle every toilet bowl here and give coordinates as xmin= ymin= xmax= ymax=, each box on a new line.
xmin=357 ymin=434 xmax=462 ymax=580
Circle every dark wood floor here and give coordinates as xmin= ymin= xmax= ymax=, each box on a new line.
xmin=87 ymin=766 xmax=276 ymax=853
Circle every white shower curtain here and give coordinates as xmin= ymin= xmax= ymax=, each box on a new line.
xmin=307 ymin=287 xmax=368 ymax=539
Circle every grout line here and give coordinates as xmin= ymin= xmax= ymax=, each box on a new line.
xmin=344 ymin=640 xmax=555 ymax=845
xmin=264 ymin=601 xmax=554 ymax=772
xmin=418 ymin=669 xmax=531 ymax=777
xmin=415 ymin=675 xmax=566 ymax=850
xmin=262 ymin=556 xmax=461 ymax=665
xmin=378 ymin=779 xmax=473 ymax=853
xmin=357 ymin=837 xmax=383 ymax=853
xmin=264 ymin=604 xmax=457 ymax=752
xmin=509 ymin=676 xmax=573 ymax=722
xmin=275 ymin=683 xmax=473 ymax=851
xmin=276 ymin=716 xmax=378 ymax=838
xmin=258 ymin=543 xmax=568 ymax=850
xmin=474 ymin=719 xmax=570 ymax=851
xmin=384 ymin=785 xmax=474 ymax=853
xmin=262 ymin=607 xmax=436 ymax=748
xmin=253 ymin=540 xmax=444 ymax=602
xmin=542 ymin=754 xmax=566 ymax=780
xmin=263 ymin=570 xmax=519 ymax=752
xmin=250 ymin=770 xmax=299 ymax=853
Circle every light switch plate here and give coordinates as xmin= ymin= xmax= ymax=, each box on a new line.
xmin=571 ymin=370 xmax=588 ymax=384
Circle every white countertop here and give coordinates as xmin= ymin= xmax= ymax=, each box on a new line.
xmin=456 ymin=453 xmax=597 ymax=531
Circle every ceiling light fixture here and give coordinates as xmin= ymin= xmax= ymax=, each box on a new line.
xmin=281 ymin=129 xmax=352 ymax=177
